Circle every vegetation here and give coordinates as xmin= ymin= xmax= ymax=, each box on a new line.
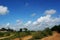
xmin=30 ymin=28 xmax=52 ymax=40
xmin=0 ymin=25 xmax=60 ymax=40
xmin=51 ymin=25 xmax=60 ymax=33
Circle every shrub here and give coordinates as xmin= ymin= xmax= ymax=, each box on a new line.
xmin=4 ymin=32 xmax=10 ymax=36
xmin=32 ymin=32 xmax=41 ymax=39
xmin=51 ymin=25 xmax=60 ymax=33
xmin=0 ymin=32 xmax=4 ymax=37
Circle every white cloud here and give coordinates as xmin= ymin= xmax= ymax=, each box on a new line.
xmin=0 ymin=9 xmax=60 ymax=31
xmin=13 ymin=9 xmax=60 ymax=30
xmin=32 ymin=15 xmax=51 ymax=26
xmin=33 ymin=21 xmax=38 ymax=25
xmin=37 ymin=15 xmax=51 ymax=23
xmin=0 ymin=6 xmax=9 ymax=15
xmin=45 ymin=9 xmax=56 ymax=15
xmin=32 ymin=15 xmax=60 ymax=30
xmin=31 ymin=13 xmax=36 ymax=17
xmin=16 ymin=19 xmax=22 ymax=25
xmin=1 ymin=15 xmax=60 ymax=30
xmin=25 ymin=21 xmax=32 ymax=26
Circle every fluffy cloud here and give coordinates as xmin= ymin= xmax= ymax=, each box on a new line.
xmin=0 ymin=6 xmax=9 ymax=15
xmin=1 ymin=9 xmax=60 ymax=31
xmin=2 ymin=15 xmax=60 ymax=30
xmin=31 ymin=15 xmax=60 ymax=30
xmin=19 ymin=9 xmax=60 ymax=30
xmin=25 ymin=21 xmax=32 ymax=26
xmin=16 ymin=19 xmax=23 ymax=25
xmin=45 ymin=9 xmax=56 ymax=15
xmin=32 ymin=15 xmax=51 ymax=26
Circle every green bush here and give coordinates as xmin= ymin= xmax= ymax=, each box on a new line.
xmin=32 ymin=32 xmax=41 ymax=39
xmin=0 ymin=32 xmax=4 ymax=37
xmin=43 ymin=28 xmax=52 ymax=36
xmin=51 ymin=25 xmax=60 ymax=33
xmin=20 ymin=32 xmax=29 ymax=37
xmin=4 ymin=32 xmax=10 ymax=36
xmin=31 ymin=28 xmax=52 ymax=39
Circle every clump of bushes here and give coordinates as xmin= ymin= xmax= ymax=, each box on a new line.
xmin=0 ymin=32 xmax=11 ymax=37
xmin=39 ymin=29 xmax=52 ymax=39
xmin=0 ymin=32 xmax=4 ymax=37
xmin=4 ymin=32 xmax=11 ymax=37
xmin=31 ymin=28 xmax=52 ymax=40
xmin=20 ymin=32 xmax=31 ymax=37
xmin=51 ymin=25 xmax=60 ymax=33
xmin=30 ymin=25 xmax=60 ymax=40
xmin=1 ymin=38 xmax=11 ymax=40
xmin=32 ymin=32 xmax=41 ymax=39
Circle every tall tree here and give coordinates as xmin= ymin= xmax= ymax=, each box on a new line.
xmin=24 ymin=28 xmax=28 ymax=32
xmin=19 ymin=28 xmax=22 ymax=32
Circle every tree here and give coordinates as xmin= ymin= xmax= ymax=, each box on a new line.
xmin=0 ymin=28 xmax=7 ymax=31
xmin=24 ymin=28 xmax=28 ymax=32
xmin=6 ymin=27 xmax=14 ymax=32
xmin=19 ymin=28 xmax=22 ymax=32
xmin=43 ymin=28 xmax=52 ymax=36
xmin=51 ymin=25 xmax=60 ymax=33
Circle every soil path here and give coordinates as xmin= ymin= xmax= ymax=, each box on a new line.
xmin=0 ymin=34 xmax=14 ymax=39
xmin=41 ymin=32 xmax=60 ymax=40
xmin=13 ymin=35 xmax=32 ymax=40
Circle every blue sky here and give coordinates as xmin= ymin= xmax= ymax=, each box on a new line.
xmin=0 ymin=0 xmax=60 ymax=30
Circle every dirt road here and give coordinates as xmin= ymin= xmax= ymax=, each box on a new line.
xmin=13 ymin=35 xmax=32 ymax=40
xmin=41 ymin=32 xmax=60 ymax=40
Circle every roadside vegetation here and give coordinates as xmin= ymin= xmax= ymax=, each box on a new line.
xmin=0 ymin=25 xmax=60 ymax=40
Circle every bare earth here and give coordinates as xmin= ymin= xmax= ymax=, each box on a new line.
xmin=13 ymin=32 xmax=60 ymax=40
xmin=41 ymin=32 xmax=60 ymax=40
xmin=13 ymin=35 xmax=32 ymax=40
xmin=13 ymin=38 xmax=20 ymax=40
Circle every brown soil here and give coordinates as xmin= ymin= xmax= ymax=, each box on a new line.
xmin=13 ymin=38 xmax=20 ymax=40
xmin=13 ymin=31 xmax=60 ymax=40
xmin=41 ymin=31 xmax=60 ymax=40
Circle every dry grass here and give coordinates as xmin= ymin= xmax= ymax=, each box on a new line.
xmin=13 ymin=35 xmax=32 ymax=40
